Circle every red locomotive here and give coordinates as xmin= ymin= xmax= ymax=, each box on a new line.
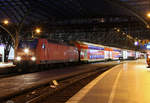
xmin=14 ymin=38 xmax=79 ymax=71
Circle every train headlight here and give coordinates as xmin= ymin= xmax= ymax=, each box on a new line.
xmin=31 ymin=57 xmax=36 ymax=61
xmin=24 ymin=48 xmax=29 ymax=54
xmin=16 ymin=56 xmax=21 ymax=61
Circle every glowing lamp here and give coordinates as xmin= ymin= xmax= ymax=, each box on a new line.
xmin=3 ymin=20 xmax=9 ymax=25
xmin=134 ymin=41 xmax=138 ymax=46
xmin=16 ymin=56 xmax=21 ymax=61
xmin=147 ymin=45 xmax=150 ymax=49
xmin=31 ymin=57 xmax=36 ymax=61
xmin=24 ymin=48 xmax=29 ymax=53
xmin=147 ymin=13 xmax=150 ymax=18
xmin=116 ymin=29 xmax=120 ymax=32
xmin=35 ymin=28 xmax=41 ymax=34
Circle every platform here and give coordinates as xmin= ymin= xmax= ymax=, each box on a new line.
xmin=0 ymin=62 xmax=14 ymax=68
xmin=66 ymin=59 xmax=149 ymax=103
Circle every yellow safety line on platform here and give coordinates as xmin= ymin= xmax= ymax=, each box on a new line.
xmin=66 ymin=64 xmax=121 ymax=103
xmin=108 ymin=69 xmax=122 ymax=103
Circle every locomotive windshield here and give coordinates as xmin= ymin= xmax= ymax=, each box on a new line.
xmin=18 ymin=39 xmax=38 ymax=49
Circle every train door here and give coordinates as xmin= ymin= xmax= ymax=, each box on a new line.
xmin=136 ymin=52 xmax=140 ymax=59
xmin=80 ymin=49 xmax=88 ymax=61
xmin=104 ymin=47 xmax=112 ymax=60
xmin=104 ymin=51 xmax=109 ymax=60
xmin=109 ymin=51 xmax=112 ymax=59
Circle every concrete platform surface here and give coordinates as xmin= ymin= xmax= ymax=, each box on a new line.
xmin=0 ymin=62 xmax=14 ymax=68
xmin=0 ymin=62 xmax=15 ymax=74
xmin=66 ymin=59 xmax=150 ymax=103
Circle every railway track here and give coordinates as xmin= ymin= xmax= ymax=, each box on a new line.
xmin=0 ymin=62 xmax=83 ymax=79
xmin=0 ymin=73 xmax=19 ymax=78
xmin=5 ymin=65 xmax=116 ymax=103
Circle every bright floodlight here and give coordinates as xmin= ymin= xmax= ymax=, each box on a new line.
xmin=24 ymin=48 xmax=29 ymax=53
xmin=116 ymin=29 xmax=120 ymax=32
xmin=134 ymin=41 xmax=138 ymax=46
xmin=16 ymin=56 xmax=21 ymax=61
xmin=31 ymin=57 xmax=36 ymax=61
xmin=147 ymin=45 xmax=150 ymax=49
xmin=3 ymin=20 xmax=9 ymax=25
xmin=35 ymin=28 xmax=41 ymax=34
xmin=147 ymin=13 xmax=150 ymax=18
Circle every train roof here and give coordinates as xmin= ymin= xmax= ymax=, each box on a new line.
xmin=20 ymin=38 xmax=76 ymax=47
xmin=47 ymin=39 xmax=75 ymax=47
xmin=76 ymin=41 xmax=105 ymax=47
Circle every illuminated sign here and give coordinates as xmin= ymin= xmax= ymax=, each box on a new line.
xmin=147 ymin=44 xmax=150 ymax=49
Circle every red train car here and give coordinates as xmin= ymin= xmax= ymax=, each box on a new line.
xmin=75 ymin=41 xmax=105 ymax=62
xmin=14 ymin=38 xmax=79 ymax=70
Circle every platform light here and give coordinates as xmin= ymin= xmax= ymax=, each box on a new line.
xmin=122 ymin=32 xmax=125 ymax=35
xmin=114 ymin=27 xmax=117 ymax=30
xmin=147 ymin=12 xmax=150 ymax=18
xmin=147 ymin=45 xmax=150 ymax=49
xmin=24 ymin=48 xmax=29 ymax=53
xmin=116 ymin=29 xmax=120 ymax=32
xmin=35 ymin=28 xmax=41 ymax=34
xmin=3 ymin=19 xmax=9 ymax=25
xmin=134 ymin=41 xmax=138 ymax=46
xmin=147 ymin=25 xmax=150 ymax=28
xmin=16 ymin=56 xmax=21 ymax=61
xmin=31 ymin=57 xmax=36 ymax=61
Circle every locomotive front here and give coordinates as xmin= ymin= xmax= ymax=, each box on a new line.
xmin=14 ymin=39 xmax=38 ymax=66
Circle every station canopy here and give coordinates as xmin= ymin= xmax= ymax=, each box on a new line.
xmin=0 ymin=0 xmax=150 ymax=49
xmin=0 ymin=0 xmax=148 ymax=24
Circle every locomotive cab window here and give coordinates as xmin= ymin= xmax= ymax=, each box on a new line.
xmin=18 ymin=39 xmax=38 ymax=49
xmin=42 ymin=43 xmax=45 ymax=49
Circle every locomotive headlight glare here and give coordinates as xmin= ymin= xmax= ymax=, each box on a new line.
xmin=31 ymin=57 xmax=36 ymax=61
xmin=16 ymin=56 xmax=21 ymax=61
xmin=24 ymin=48 xmax=29 ymax=53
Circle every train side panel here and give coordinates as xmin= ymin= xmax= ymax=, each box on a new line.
xmin=36 ymin=39 xmax=79 ymax=64
xmin=75 ymin=42 xmax=105 ymax=62
xmin=104 ymin=47 xmax=113 ymax=60
xmin=74 ymin=42 xmax=88 ymax=62
xmin=127 ymin=50 xmax=136 ymax=60
xmin=111 ymin=48 xmax=121 ymax=60
xmin=122 ymin=50 xmax=128 ymax=59
xmin=87 ymin=45 xmax=105 ymax=62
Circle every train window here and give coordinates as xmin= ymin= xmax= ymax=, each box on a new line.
xmin=18 ymin=39 xmax=38 ymax=49
xmin=42 ymin=43 xmax=45 ymax=49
